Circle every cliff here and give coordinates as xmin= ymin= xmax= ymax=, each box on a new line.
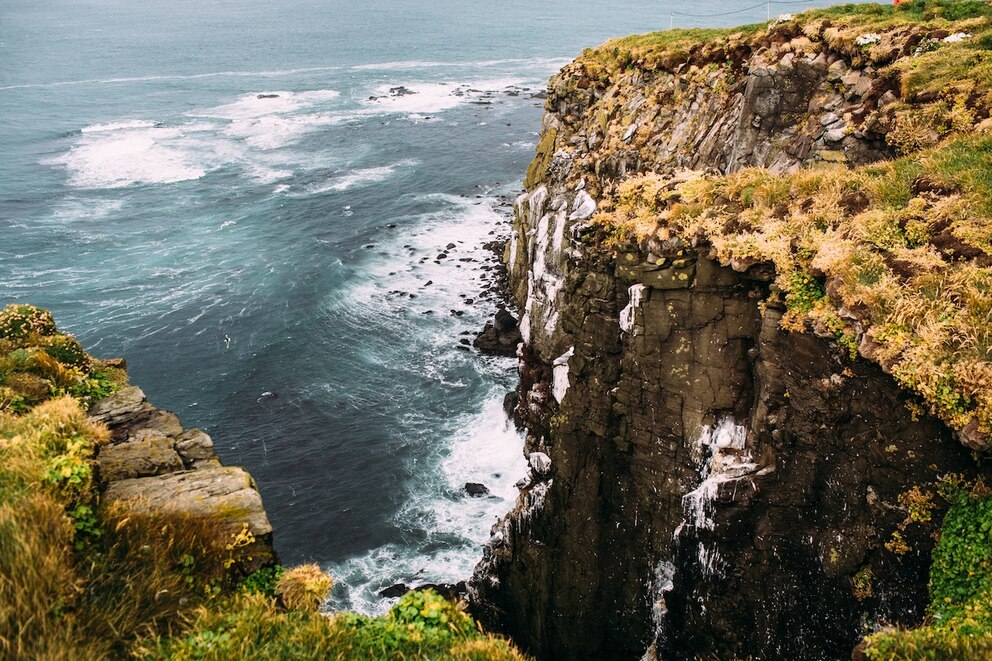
xmin=0 ymin=304 xmax=527 ymax=660
xmin=471 ymin=3 xmax=992 ymax=659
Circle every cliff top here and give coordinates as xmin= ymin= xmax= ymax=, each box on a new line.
xmin=527 ymin=1 xmax=992 ymax=452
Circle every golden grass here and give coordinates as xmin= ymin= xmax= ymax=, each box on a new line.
xmin=595 ymin=133 xmax=992 ymax=441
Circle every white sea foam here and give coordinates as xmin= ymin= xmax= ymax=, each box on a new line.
xmin=48 ymin=128 xmax=207 ymax=188
xmin=361 ymin=78 xmax=526 ymax=115
xmin=322 ymin=195 xmax=524 ymax=614
xmin=49 ymin=86 xmax=347 ymax=188
xmin=195 ymin=89 xmax=340 ymax=120
xmin=322 ymin=161 xmax=416 ymax=193
xmin=223 ymin=112 xmax=344 ymax=150
xmin=80 ymin=119 xmax=158 ymax=133
xmin=325 ymin=393 xmax=526 ymax=615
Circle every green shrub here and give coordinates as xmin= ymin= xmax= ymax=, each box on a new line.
xmin=40 ymin=334 xmax=91 ymax=370
xmin=241 ymin=565 xmax=286 ymax=598
xmin=864 ymin=480 xmax=992 ymax=659
xmin=0 ymin=304 xmax=57 ymax=342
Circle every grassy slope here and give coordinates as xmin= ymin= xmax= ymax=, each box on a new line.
xmin=0 ymin=304 xmax=525 ymax=660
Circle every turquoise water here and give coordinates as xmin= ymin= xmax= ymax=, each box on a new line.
xmin=1 ymin=0 xmax=877 ymax=612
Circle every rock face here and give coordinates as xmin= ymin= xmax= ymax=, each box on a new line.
xmin=91 ymin=384 xmax=275 ymax=572
xmin=470 ymin=21 xmax=991 ymax=661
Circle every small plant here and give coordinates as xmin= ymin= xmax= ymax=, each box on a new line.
xmin=900 ymin=486 xmax=937 ymax=525
xmin=853 ymin=566 xmax=875 ymax=601
xmin=0 ymin=304 xmax=57 ymax=341
xmin=240 ymin=564 xmax=286 ymax=597
xmin=784 ymin=271 xmax=826 ymax=315
xmin=274 ymin=564 xmax=333 ymax=612
xmin=223 ymin=524 xmax=256 ymax=570
xmin=886 ymin=531 xmax=912 ymax=555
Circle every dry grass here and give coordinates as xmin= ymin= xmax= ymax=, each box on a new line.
xmin=595 ymin=132 xmax=992 ymax=442
xmin=0 ymin=305 xmax=531 ymax=658
xmin=274 ymin=564 xmax=333 ymax=612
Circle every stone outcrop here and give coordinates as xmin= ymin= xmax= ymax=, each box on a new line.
xmin=91 ymin=384 xmax=275 ymax=572
xmin=474 ymin=309 xmax=524 ymax=356
xmin=469 ymin=18 xmax=992 ymax=661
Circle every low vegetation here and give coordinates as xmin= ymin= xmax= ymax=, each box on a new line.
xmin=863 ymin=477 xmax=992 ymax=659
xmin=578 ymin=2 xmax=992 ymax=448
xmin=0 ymin=304 xmax=525 ymax=660
xmin=596 ymin=132 xmax=992 ymax=443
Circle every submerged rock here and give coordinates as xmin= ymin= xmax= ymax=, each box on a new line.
xmin=464 ymin=482 xmax=490 ymax=497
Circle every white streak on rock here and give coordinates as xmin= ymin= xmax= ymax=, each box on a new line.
xmin=568 ymin=190 xmax=596 ymax=220
xmin=552 ymin=346 xmax=575 ymax=404
xmin=620 ymin=284 xmax=646 ymax=335
xmin=529 ymin=452 xmax=552 ymax=475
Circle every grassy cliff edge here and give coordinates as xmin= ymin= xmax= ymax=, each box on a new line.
xmin=0 ymin=303 xmax=525 ymax=660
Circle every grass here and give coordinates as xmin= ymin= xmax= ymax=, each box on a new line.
xmin=863 ymin=477 xmax=992 ymax=659
xmin=143 ymin=590 xmax=526 ymax=661
xmin=536 ymin=2 xmax=992 ymax=446
xmin=0 ymin=303 xmax=527 ymax=659
xmin=595 ymin=133 xmax=992 ymax=441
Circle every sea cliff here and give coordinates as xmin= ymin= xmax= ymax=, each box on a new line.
xmin=471 ymin=2 xmax=992 ymax=659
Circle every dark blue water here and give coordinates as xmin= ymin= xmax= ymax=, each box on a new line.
xmin=0 ymin=0 xmax=879 ymax=612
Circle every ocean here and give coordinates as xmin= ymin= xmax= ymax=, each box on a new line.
xmin=0 ymin=0 xmax=877 ymax=613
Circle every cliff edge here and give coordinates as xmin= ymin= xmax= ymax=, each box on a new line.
xmin=471 ymin=2 xmax=992 ymax=659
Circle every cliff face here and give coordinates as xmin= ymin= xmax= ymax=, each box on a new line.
xmin=471 ymin=15 xmax=991 ymax=661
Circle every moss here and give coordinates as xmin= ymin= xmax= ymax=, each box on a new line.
xmin=864 ymin=479 xmax=992 ymax=659
xmin=524 ymin=127 xmax=557 ymax=189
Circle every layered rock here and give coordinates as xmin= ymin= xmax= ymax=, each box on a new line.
xmin=470 ymin=16 xmax=991 ymax=661
xmin=91 ymin=384 xmax=275 ymax=572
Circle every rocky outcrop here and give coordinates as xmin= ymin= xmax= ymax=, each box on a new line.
xmin=470 ymin=17 xmax=992 ymax=661
xmin=474 ymin=309 xmax=524 ymax=356
xmin=91 ymin=384 xmax=275 ymax=572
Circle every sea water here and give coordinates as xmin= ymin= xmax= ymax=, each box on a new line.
xmin=0 ymin=0 xmax=877 ymax=613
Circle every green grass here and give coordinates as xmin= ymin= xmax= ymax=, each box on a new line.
xmin=142 ymin=590 xmax=526 ymax=661
xmin=864 ymin=478 xmax=992 ymax=660
xmin=0 ymin=304 xmax=528 ymax=660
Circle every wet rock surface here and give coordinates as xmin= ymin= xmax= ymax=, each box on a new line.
xmin=473 ymin=309 xmax=523 ymax=356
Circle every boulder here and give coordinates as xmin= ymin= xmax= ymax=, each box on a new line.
xmin=473 ymin=310 xmax=523 ymax=356
xmin=528 ymin=452 xmax=552 ymax=476
xmin=97 ymin=429 xmax=184 ymax=481
xmin=103 ymin=466 xmax=274 ymax=571
xmin=465 ymin=482 xmax=490 ymax=497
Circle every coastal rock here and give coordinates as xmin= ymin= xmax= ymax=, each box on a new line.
xmin=97 ymin=429 xmax=184 ymax=481
xmin=473 ymin=309 xmax=523 ymax=356
xmin=103 ymin=466 xmax=274 ymax=572
xmin=465 ymin=482 xmax=491 ymax=497
xmin=91 ymin=378 xmax=276 ymax=573
xmin=377 ymin=580 xmax=468 ymax=602
xmin=469 ymin=21 xmax=989 ymax=660
xmin=528 ymin=452 xmax=551 ymax=476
